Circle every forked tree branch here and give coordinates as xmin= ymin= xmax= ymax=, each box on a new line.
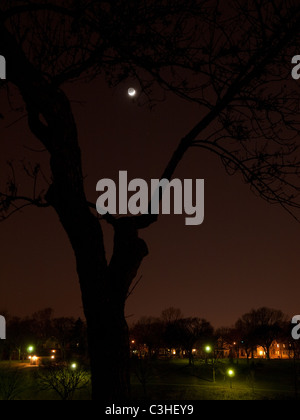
xmin=1 ymin=0 xmax=300 ymax=228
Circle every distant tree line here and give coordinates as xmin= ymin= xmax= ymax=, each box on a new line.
xmin=1 ymin=306 xmax=298 ymax=365
xmin=0 ymin=308 xmax=87 ymax=361
xmin=130 ymin=307 xmax=300 ymax=362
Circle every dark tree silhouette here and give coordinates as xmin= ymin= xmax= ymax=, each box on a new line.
xmin=236 ymin=307 xmax=288 ymax=359
xmin=164 ymin=317 xmax=214 ymax=365
xmin=131 ymin=317 xmax=165 ymax=358
xmin=0 ymin=0 xmax=300 ymax=400
xmin=161 ymin=307 xmax=184 ymax=325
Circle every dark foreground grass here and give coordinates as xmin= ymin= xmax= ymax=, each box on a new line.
xmin=131 ymin=358 xmax=300 ymax=401
xmin=0 ymin=358 xmax=299 ymax=400
xmin=0 ymin=361 xmax=92 ymax=400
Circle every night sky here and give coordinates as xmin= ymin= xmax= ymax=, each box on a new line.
xmin=0 ymin=74 xmax=299 ymax=329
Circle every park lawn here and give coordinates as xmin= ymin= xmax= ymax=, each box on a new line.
xmin=0 ymin=361 xmax=92 ymax=400
xmin=131 ymin=358 xmax=299 ymax=400
xmin=0 ymin=359 xmax=298 ymax=400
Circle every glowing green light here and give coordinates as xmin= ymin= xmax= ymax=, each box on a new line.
xmin=28 ymin=346 xmax=34 ymax=353
xmin=205 ymin=345 xmax=212 ymax=353
xmin=227 ymin=369 xmax=235 ymax=377
xmin=71 ymin=363 xmax=77 ymax=369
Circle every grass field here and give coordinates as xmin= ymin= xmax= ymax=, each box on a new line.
xmin=0 ymin=358 xmax=299 ymax=400
xmin=131 ymin=358 xmax=300 ymax=400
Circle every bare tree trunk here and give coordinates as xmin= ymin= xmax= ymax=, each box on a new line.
xmin=48 ymin=142 xmax=149 ymax=401
xmin=90 ymin=219 xmax=148 ymax=401
xmin=55 ymin=197 xmax=148 ymax=401
xmin=0 ymin=23 xmax=150 ymax=400
xmin=86 ymin=301 xmax=131 ymax=401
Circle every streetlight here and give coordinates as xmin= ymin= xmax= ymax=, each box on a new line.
xmin=205 ymin=345 xmax=215 ymax=383
xmin=27 ymin=346 xmax=34 ymax=361
xmin=31 ymin=356 xmax=39 ymax=366
xmin=227 ymin=368 xmax=235 ymax=389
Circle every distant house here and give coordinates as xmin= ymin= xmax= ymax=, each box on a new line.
xmin=230 ymin=341 xmax=294 ymax=360
xmin=255 ymin=341 xmax=294 ymax=359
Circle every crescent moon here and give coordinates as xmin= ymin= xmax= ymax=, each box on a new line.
xmin=128 ymin=88 xmax=137 ymax=97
